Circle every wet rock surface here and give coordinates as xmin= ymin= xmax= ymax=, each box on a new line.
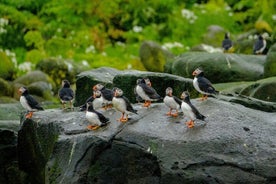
xmin=15 ymin=98 xmax=276 ymax=183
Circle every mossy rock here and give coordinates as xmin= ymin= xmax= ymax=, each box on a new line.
xmin=113 ymin=71 xmax=194 ymax=103
xmin=13 ymin=71 xmax=55 ymax=99
xmin=0 ymin=78 xmax=13 ymax=97
xmin=139 ymin=41 xmax=174 ymax=72
xmin=202 ymin=25 xmax=225 ymax=47
xmin=239 ymin=77 xmax=276 ymax=102
xmin=264 ymin=43 xmax=276 ymax=77
xmin=75 ymin=67 xmax=121 ymax=106
xmin=171 ymin=52 xmax=265 ymax=83
xmin=0 ymin=51 xmax=15 ymax=80
xmin=27 ymin=81 xmax=53 ymax=100
xmin=36 ymin=58 xmax=81 ymax=93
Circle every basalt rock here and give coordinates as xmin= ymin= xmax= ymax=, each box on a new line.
xmin=13 ymin=98 xmax=276 ymax=184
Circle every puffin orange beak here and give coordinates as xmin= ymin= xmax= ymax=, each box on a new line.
xmin=92 ymin=85 xmax=97 ymax=91
xmin=192 ymin=71 xmax=197 ymax=76
xmin=18 ymin=89 xmax=22 ymax=95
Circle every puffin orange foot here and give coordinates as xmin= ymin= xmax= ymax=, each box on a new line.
xmin=25 ymin=112 xmax=33 ymax=119
xmin=143 ymin=101 xmax=151 ymax=107
xmin=119 ymin=118 xmax=128 ymax=123
xmin=171 ymin=113 xmax=178 ymax=117
xmin=87 ymin=125 xmax=100 ymax=130
xmin=166 ymin=112 xmax=172 ymax=116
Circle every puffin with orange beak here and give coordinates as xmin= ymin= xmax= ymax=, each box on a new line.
xmin=93 ymin=83 xmax=113 ymax=109
xmin=86 ymin=102 xmax=110 ymax=130
xmin=112 ymin=87 xmax=137 ymax=123
xmin=180 ymin=91 xmax=206 ymax=128
xmin=163 ymin=87 xmax=182 ymax=117
xmin=18 ymin=86 xmax=44 ymax=119
xmin=192 ymin=68 xmax=218 ymax=101
xmin=135 ymin=78 xmax=161 ymax=107
xmin=79 ymin=90 xmax=103 ymax=111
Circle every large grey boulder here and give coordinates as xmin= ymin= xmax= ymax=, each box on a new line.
xmin=171 ymin=52 xmax=265 ymax=83
xmin=14 ymin=99 xmax=276 ymax=184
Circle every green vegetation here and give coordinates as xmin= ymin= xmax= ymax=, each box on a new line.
xmin=0 ymin=0 xmax=275 ymax=79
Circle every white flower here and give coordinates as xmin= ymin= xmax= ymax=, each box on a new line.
xmin=18 ymin=62 xmax=33 ymax=72
xmin=82 ymin=60 xmax=89 ymax=66
xmin=133 ymin=26 xmax=143 ymax=33
xmin=85 ymin=45 xmax=95 ymax=53
xmin=272 ymin=14 xmax=276 ymax=21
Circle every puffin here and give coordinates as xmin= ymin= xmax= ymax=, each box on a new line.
xmin=79 ymin=90 xmax=103 ymax=111
xmin=192 ymin=68 xmax=218 ymax=101
xmin=93 ymin=83 xmax=113 ymax=109
xmin=222 ymin=32 xmax=233 ymax=53
xmin=180 ymin=91 xmax=206 ymax=128
xmin=112 ymin=87 xmax=138 ymax=123
xmin=18 ymin=86 xmax=44 ymax=119
xmin=253 ymin=35 xmax=266 ymax=55
xmin=134 ymin=78 xmax=152 ymax=103
xmin=163 ymin=87 xmax=182 ymax=117
xmin=135 ymin=78 xmax=162 ymax=107
xmin=58 ymin=80 xmax=74 ymax=109
xmin=86 ymin=102 xmax=110 ymax=130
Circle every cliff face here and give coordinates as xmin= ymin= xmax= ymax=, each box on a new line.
xmin=17 ymin=98 xmax=276 ymax=184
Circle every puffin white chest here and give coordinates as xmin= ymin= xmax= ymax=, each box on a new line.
xmin=93 ymin=97 xmax=104 ymax=110
xmin=193 ymin=77 xmax=207 ymax=95
xmin=20 ymin=96 xmax=32 ymax=111
xmin=164 ymin=96 xmax=178 ymax=109
xmin=86 ymin=112 xmax=101 ymax=126
xmin=181 ymin=102 xmax=196 ymax=120
xmin=112 ymin=97 xmax=126 ymax=112
xmin=136 ymin=86 xmax=150 ymax=100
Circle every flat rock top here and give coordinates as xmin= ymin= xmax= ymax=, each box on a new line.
xmin=32 ymin=98 xmax=276 ymax=147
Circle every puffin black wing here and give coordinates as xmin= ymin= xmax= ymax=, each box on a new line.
xmin=94 ymin=111 xmax=110 ymax=124
xmin=122 ymin=96 xmax=138 ymax=114
xmin=187 ymin=101 xmax=205 ymax=121
xmin=197 ymin=77 xmax=217 ymax=94
xmin=79 ymin=96 xmax=95 ymax=111
xmin=101 ymin=88 xmax=113 ymax=101
xmin=222 ymin=39 xmax=232 ymax=50
xmin=140 ymin=83 xmax=161 ymax=99
xmin=59 ymin=88 xmax=74 ymax=101
xmin=25 ymin=94 xmax=44 ymax=110
xmin=173 ymin=96 xmax=182 ymax=106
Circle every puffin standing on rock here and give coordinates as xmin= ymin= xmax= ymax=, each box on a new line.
xmin=58 ymin=80 xmax=74 ymax=110
xmin=192 ymin=68 xmax=218 ymax=101
xmin=163 ymin=87 xmax=182 ymax=117
xmin=93 ymin=84 xmax=113 ymax=109
xmin=135 ymin=78 xmax=162 ymax=107
xmin=180 ymin=91 xmax=206 ymax=128
xmin=79 ymin=90 xmax=103 ymax=111
xmin=18 ymin=86 xmax=44 ymax=119
xmin=112 ymin=87 xmax=138 ymax=123
xmin=86 ymin=102 xmax=110 ymax=130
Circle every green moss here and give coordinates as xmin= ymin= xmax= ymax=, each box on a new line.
xmin=0 ymin=52 xmax=15 ymax=80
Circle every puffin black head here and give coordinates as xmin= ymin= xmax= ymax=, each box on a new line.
xmin=93 ymin=83 xmax=104 ymax=91
xmin=62 ymin=80 xmax=71 ymax=88
xmin=180 ymin=91 xmax=190 ymax=100
xmin=165 ymin=87 xmax=173 ymax=96
xmin=144 ymin=78 xmax=152 ymax=86
xmin=86 ymin=102 xmax=94 ymax=111
xmin=225 ymin=32 xmax=230 ymax=39
xmin=18 ymin=86 xmax=28 ymax=95
xmin=258 ymin=35 xmax=263 ymax=40
xmin=192 ymin=68 xmax=204 ymax=77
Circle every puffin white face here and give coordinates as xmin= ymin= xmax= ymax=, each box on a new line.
xmin=192 ymin=68 xmax=203 ymax=76
xmin=18 ymin=86 xmax=27 ymax=94
xmin=165 ymin=87 xmax=173 ymax=96
xmin=144 ymin=78 xmax=151 ymax=86
xmin=181 ymin=91 xmax=189 ymax=99
xmin=93 ymin=84 xmax=104 ymax=91
xmin=93 ymin=90 xmax=101 ymax=98
xmin=114 ymin=88 xmax=123 ymax=97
